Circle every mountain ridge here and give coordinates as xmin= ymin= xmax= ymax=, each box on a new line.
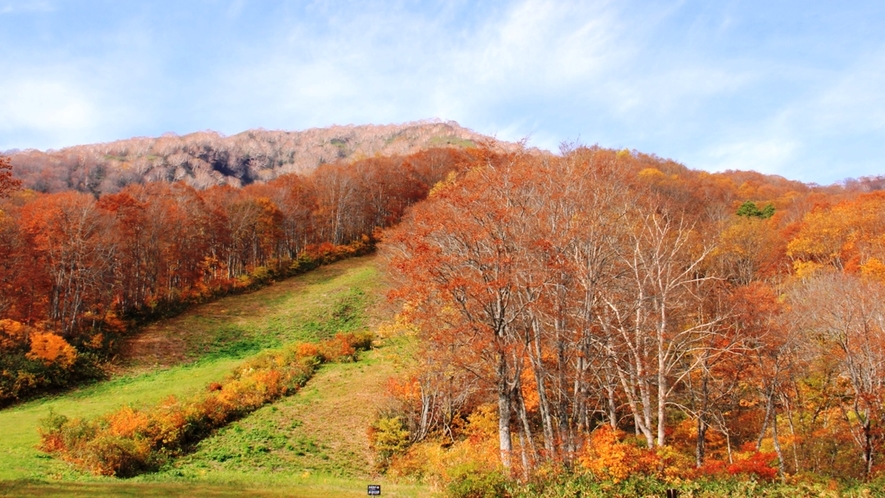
xmin=6 ymin=120 xmax=512 ymax=195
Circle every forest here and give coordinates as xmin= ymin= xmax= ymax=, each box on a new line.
xmin=378 ymin=145 xmax=885 ymax=492
xmin=0 ymin=147 xmax=468 ymax=405
xmin=3 ymin=135 xmax=885 ymax=495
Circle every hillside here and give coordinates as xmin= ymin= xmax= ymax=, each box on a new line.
xmin=5 ymin=121 xmax=505 ymax=195
xmin=0 ymin=255 xmax=426 ymax=496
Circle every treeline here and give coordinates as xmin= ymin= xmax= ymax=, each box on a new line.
xmin=379 ymin=145 xmax=885 ymax=488
xmin=6 ymin=121 xmax=490 ymax=194
xmin=0 ymin=147 xmax=469 ymax=405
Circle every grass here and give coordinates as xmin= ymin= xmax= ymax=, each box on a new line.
xmin=160 ymin=347 xmax=399 ymax=480
xmin=115 ymin=257 xmax=380 ymax=372
xmin=127 ymin=347 xmax=423 ymax=496
xmin=0 ymin=255 xmax=430 ymax=496
xmin=0 ymin=359 xmax=242 ymax=481
xmin=0 ymin=476 xmax=427 ymax=497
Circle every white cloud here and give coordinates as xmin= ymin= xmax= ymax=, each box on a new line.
xmin=470 ymin=0 xmax=617 ymax=88
xmin=2 ymin=1 xmax=882 ymax=183
xmin=0 ymin=0 xmax=53 ymax=15
xmin=198 ymin=0 xmax=625 ymax=139
xmin=693 ymin=43 xmax=885 ymax=182
xmin=0 ymin=77 xmax=99 ymax=148
xmin=699 ymin=138 xmax=799 ymax=176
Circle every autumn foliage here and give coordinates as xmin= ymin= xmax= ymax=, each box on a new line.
xmin=38 ymin=332 xmax=373 ymax=477
xmin=0 ymin=147 xmax=468 ymax=405
xmin=0 ymin=156 xmax=22 ymax=198
xmin=379 ymin=144 xmax=885 ymax=488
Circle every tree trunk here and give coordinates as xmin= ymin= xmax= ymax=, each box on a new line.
xmin=497 ymin=350 xmax=513 ymax=470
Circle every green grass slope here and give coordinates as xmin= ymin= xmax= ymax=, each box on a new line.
xmin=0 ymin=255 xmax=428 ymax=496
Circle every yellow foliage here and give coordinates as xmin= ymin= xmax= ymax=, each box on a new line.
xmin=429 ymin=171 xmax=458 ymax=197
xmin=386 ymin=403 xmax=501 ymax=486
xmin=861 ymin=257 xmax=885 ymax=282
xmin=101 ymin=312 xmax=128 ymax=335
xmin=376 ymin=312 xmax=419 ymax=339
xmin=85 ymin=333 xmax=105 ymax=350
xmin=793 ymin=260 xmax=824 ymax=279
xmin=465 ymin=404 xmax=499 ymax=443
xmin=638 ymin=167 xmax=667 ymax=180
xmin=26 ymin=332 xmax=78 ymax=368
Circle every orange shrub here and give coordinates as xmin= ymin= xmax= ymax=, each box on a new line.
xmin=297 ymin=342 xmax=320 ymax=359
xmin=38 ymin=332 xmax=375 ymax=477
xmin=318 ymin=333 xmax=357 ymax=361
xmin=105 ymin=406 xmax=150 ymax=438
xmin=82 ymin=435 xmax=153 ymax=477
xmin=148 ymin=397 xmax=188 ymax=446
xmin=26 ymin=332 xmax=78 ymax=368
xmin=579 ymin=426 xmax=658 ymax=483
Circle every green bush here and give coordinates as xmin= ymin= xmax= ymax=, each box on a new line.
xmin=369 ymin=416 xmax=410 ymax=468
xmin=446 ymin=465 xmax=512 ymax=498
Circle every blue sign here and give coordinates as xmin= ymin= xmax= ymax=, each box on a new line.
xmin=368 ymin=484 xmax=381 ymax=496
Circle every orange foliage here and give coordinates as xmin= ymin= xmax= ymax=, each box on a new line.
xmin=579 ymin=426 xmax=659 ymax=482
xmin=296 ymin=342 xmax=319 ymax=358
xmin=26 ymin=332 xmax=77 ymax=368
xmin=38 ymin=332 xmax=374 ymax=477
xmin=788 ymin=192 xmax=885 ymax=273
xmin=105 ymin=406 xmax=150 ymax=438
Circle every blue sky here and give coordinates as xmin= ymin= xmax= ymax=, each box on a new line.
xmin=1 ymin=1 xmax=883 ymax=185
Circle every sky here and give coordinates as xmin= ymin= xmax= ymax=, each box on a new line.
xmin=1 ymin=1 xmax=884 ymax=185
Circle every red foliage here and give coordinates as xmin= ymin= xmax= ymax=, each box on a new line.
xmin=726 ymin=452 xmax=779 ymax=481
xmin=0 ymin=156 xmax=22 ymax=198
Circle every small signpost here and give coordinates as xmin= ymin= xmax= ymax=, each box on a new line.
xmin=368 ymin=484 xmax=381 ymax=496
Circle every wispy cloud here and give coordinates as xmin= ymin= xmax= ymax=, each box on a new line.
xmin=807 ymin=47 xmax=885 ymax=133
xmin=0 ymin=76 xmax=99 ymax=149
xmin=0 ymin=0 xmax=53 ymax=15
xmin=2 ymin=0 xmax=884 ymax=183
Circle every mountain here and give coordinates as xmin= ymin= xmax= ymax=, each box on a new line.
xmin=6 ymin=120 xmax=505 ymax=195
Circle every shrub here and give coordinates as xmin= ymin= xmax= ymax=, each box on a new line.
xmin=369 ymin=416 xmax=411 ymax=468
xmin=82 ymin=434 xmax=155 ymax=477
xmin=726 ymin=451 xmax=779 ymax=481
xmin=38 ymin=332 xmax=374 ymax=477
xmin=445 ymin=464 xmax=512 ymax=498
xmin=578 ymin=426 xmax=657 ymax=483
